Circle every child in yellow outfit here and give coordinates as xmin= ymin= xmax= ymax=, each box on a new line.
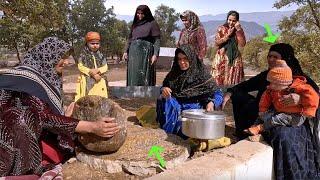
xmin=75 ymin=32 xmax=108 ymax=101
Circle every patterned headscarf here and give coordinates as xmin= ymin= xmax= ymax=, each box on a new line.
xmin=78 ymin=46 xmax=106 ymax=69
xmin=163 ymin=44 xmax=216 ymax=99
xmin=180 ymin=10 xmax=202 ymax=32
xmin=21 ymin=37 xmax=71 ymax=92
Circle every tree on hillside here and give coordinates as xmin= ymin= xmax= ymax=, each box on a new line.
xmin=154 ymin=4 xmax=179 ymax=47
xmin=0 ymin=0 xmax=69 ymax=61
xmin=69 ymin=0 xmax=128 ymax=59
xmin=69 ymin=0 xmax=113 ymax=53
xmin=274 ymin=0 xmax=320 ymax=81
xmin=242 ymin=36 xmax=270 ymax=69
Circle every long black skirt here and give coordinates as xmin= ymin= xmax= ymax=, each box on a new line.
xmin=264 ymin=123 xmax=319 ymax=180
xmin=127 ymin=39 xmax=155 ymax=86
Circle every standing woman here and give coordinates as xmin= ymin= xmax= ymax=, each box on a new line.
xmin=211 ymin=10 xmax=246 ymax=86
xmin=123 ymin=5 xmax=161 ymax=86
xmin=177 ymin=10 xmax=207 ymax=61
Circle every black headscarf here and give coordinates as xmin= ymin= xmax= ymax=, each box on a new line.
xmin=222 ymin=10 xmax=240 ymax=65
xmin=132 ymin=5 xmax=155 ymax=29
xmin=269 ymin=43 xmax=304 ymax=76
xmin=163 ymin=44 xmax=216 ymax=99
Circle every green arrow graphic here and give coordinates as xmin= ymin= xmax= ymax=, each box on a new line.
xmin=263 ymin=23 xmax=280 ymax=43
xmin=148 ymin=145 xmax=166 ymax=168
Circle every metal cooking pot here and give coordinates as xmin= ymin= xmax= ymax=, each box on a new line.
xmin=181 ymin=109 xmax=226 ymax=139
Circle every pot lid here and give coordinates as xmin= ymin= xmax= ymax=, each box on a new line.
xmin=182 ymin=109 xmax=226 ymax=120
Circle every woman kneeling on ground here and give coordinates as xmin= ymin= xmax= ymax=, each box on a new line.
xmin=156 ymin=44 xmax=223 ymax=139
xmin=0 ymin=37 xmax=120 ymax=178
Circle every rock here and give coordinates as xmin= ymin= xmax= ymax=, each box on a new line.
xmin=72 ymin=95 xmax=127 ymax=153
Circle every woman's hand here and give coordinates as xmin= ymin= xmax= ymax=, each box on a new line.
xmin=75 ymin=117 xmax=120 ymax=138
xmin=161 ymin=87 xmax=172 ymax=98
xmin=206 ymin=101 xmax=214 ymax=112
xmin=280 ymin=93 xmax=301 ymax=106
xmin=234 ymin=21 xmax=242 ymax=31
xmin=90 ymin=117 xmax=120 ymax=138
xmin=65 ymin=102 xmax=75 ymax=117
xmin=122 ymin=53 xmax=128 ymax=61
xmin=55 ymin=59 xmax=69 ymax=75
xmin=150 ymin=55 xmax=158 ymax=65
xmin=227 ymin=27 xmax=235 ymax=37
xmin=221 ymin=92 xmax=232 ymax=110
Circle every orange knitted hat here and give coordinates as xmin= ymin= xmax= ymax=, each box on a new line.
xmin=267 ymin=60 xmax=293 ymax=85
xmin=85 ymin=32 xmax=100 ymax=42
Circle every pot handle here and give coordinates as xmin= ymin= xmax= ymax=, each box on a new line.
xmin=180 ymin=117 xmax=187 ymax=122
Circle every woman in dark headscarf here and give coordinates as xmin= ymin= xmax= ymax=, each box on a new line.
xmin=0 ymin=37 xmax=119 ymax=177
xmin=122 ymin=5 xmax=161 ymax=86
xmin=156 ymin=44 xmax=223 ymax=138
xmin=211 ymin=10 xmax=246 ymax=86
xmin=221 ymin=43 xmax=320 ymax=179
xmin=177 ymin=10 xmax=207 ymax=60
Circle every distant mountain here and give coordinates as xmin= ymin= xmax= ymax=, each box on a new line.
xmin=202 ymin=20 xmax=265 ymax=43
xmin=116 ymin=14 xmax=133 ymax=22
xmin=199 ymin=10 xmax=294 ymax=32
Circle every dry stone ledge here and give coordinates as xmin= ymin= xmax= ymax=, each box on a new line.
xmin=76 ymin=124 xmax=190 ymax=176
xmin=72 ymin=95 xmax=127 ymax=153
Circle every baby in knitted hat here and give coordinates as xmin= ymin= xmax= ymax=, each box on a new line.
xmin=245 ymin=60 xmax=319 ymax=136
xmin=75 ymin=32 xmax=109 ymax=101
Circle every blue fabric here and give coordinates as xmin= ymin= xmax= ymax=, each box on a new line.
xmin=156 ymin=97 xmax=201 ymax=138
xmin=213 ymin=89 xmax=223 ymax=108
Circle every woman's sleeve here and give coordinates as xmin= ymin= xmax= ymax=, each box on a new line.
xmin=41 ymin=106 xmax=79 ymax=140
xmin=227 ymin=71 xmax=267 ymax=95
xmin=124 ymin=31 xmax=133 ymax=53
xmin=212 ymin=89 xmax=223 ymax=107
xmin=24 ymin=96 xmax=79 ymax=138
xmin=151 ymin=21 xmax=161 ymax=56
xmin=153 ymin=37 xmax=160 ymax=56
xmin=236 ymin=29 xmax=246 ymax=47
xmin=197 ymin=27 xmax=207 ymax=60
xmin=214 ymin=26 xmax=228 ymax=47
xmin=0 ymin=89 xmax=11 ymax=107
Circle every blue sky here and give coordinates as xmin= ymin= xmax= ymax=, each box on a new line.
xmin=106 ymin=0 xmax=298 ymax=16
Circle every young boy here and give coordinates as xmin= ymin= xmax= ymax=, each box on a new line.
xmin=246 ymin=60 xmax=319 ymax=135
xmin=75 ymin=32 xmax=108 ymax=101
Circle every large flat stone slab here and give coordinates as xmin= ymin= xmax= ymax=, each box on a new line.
xmin=147 ymin=140 xmax=273 ymax=180
xmin=76 ymin=124 xmax=190 ymax=176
